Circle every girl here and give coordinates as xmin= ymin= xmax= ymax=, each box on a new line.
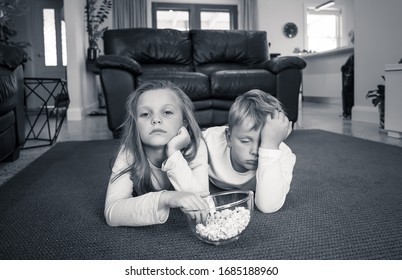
xmin=105 ymin=80 xmax=210 ymax=226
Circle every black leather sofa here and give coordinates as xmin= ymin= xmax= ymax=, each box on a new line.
xmin=97 ymin=28 xmax=306 ymax=138
xmin=0 ymin=45 xmax=28 ymax=162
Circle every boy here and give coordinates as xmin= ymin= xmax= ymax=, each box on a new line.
xmin=202 ymin=89 xmax=295 ymax=213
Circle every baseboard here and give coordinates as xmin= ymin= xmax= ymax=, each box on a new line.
xmin=66 ymin=101 xmax=100 ymax=121
xmin=386 ymin=130 xmax=402 ymax=139
xmin=303 ymin=96 xmax=342 ymax=104
xmin=84 ymin=101 xmax=100 ymax=116
xmin=67 ymin=107 xmax=85 ymax=121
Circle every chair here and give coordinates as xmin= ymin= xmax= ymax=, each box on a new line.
xmin=0 ymin=45 xmax=28 ymax=162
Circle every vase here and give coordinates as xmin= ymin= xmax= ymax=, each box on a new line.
xmin=378 ymin=101 xmax=385 ymax=129
xmin=87 ymin=47 xmax=98 ymax=61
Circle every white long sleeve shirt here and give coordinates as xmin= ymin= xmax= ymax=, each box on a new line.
xmin=104 ymin=140 xmax=209 ymax=227
xmin=202 ymin=126 xmax=296 ymax=213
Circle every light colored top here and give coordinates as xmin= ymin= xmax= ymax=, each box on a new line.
xmin=104 ymin=140 xmax=209 ymax=226
xmin=202 ymin=126 xmax=296 ymax=213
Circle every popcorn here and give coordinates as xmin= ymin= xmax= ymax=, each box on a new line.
xmin=195 ymin=207 xmax=251 ymax=241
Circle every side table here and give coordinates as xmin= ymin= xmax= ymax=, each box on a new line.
xmin=23 ymin=78 xmax=70 ymax=149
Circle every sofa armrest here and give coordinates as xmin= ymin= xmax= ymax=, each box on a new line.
xmin=0 ymin=45 xmax=28 ymax=70
xmin=0 ymin=64 xmax=25 ymax=146
xmin=14 ymin=65 xmax=26 ymax=146
xmin=263 ymin=56 xmax=306 ymax=74
xmin=96 ymin=55 xmax=142 ymax=75
xmin=275 ymin=68 xmax=302 ymax=123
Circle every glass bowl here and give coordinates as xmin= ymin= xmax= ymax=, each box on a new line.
xmin=182 ymin=190 xmax=254 ymax=245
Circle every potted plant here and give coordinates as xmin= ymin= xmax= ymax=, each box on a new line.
xmin=85 ymin=0 xmax=112 ymax=61
xmin=366 ymin=76 xmax=385 ymax=129
xmin=0 ymin=0 xmax=30 ymax=48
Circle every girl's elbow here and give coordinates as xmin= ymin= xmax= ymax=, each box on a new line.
xmin=255 ymin=200 xmax=284 ymax=213
xmin=104 ymin=205 xmax=119 ymax=227
xmin=104 ymin=213 xmax=115 ymax=227
xmin=105 ymin=219 xmax=117 ymax=227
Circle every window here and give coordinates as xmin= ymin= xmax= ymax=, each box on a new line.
xmin=61 ymin=20 xmax=67 ymax=66
xmin=306 ymin=7 xmax=341 ymax=52
xmin=152 ymin=3 xmax=238 ymax=30
xmin=42 ymin=8 xmax=67 ymax=66
xmin=43 ymin=9 xmax=57 ymax=66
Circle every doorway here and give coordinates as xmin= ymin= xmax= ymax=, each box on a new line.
xmin=31 ymin=0 xmax=66 ymax=79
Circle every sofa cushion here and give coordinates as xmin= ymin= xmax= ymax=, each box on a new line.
xmin=191 ymin=30 xmax=269 ymax=66
xmin=137 ymin=71 xmax=210 ymax=101
xmin=210 ymin=70 xmax=276 ymax=99
xmin=103 ymin=28 xmax=193 ymax=67
xmin=211 ymin=99 xmax=236 ymax=110
xmin=193 ymin=99 xmax=213 ymax=111
xmin=194 ymin=63 xmax=250 ymax=76
xmin=194 ymin=109 xmax=229 ymax=128
xmin=141 ymin=63 xmax=193 ymax=73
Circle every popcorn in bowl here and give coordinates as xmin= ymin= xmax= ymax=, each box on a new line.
xmin=195 ymin=206 xmax=251 ymax=241
xmin=182 ymin=190 xmax=254 ymax=245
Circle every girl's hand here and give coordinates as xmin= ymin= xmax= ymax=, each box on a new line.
xmin=159 ymin=191 xmax=210 ymax=224
xmin=166 ymin=126 xmax=191 ymax=157
xmin=260 ymin=110 xmax=292 ymax=150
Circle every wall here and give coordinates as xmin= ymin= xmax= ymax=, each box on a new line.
xmin=11 ymin=0 xmax=98 ymax=120
xmin=34 ymin=0 xmax=401 ymax=125
xmin=64 ymin=0 xmax=353 ymax=120
xmin=110 ymin=0 xmax=354 ymax=56
xmin=145 ymin=0 xmax=242 ymax=28
xmin=256 ymin=0 xmax=354 ymax=56
xmin=352 ymin=0 xmax=402 ymax=124
xmin=64 ymin=0 xmax=98 ymax=120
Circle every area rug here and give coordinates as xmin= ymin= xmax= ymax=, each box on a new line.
xmin=1 ymin=129 xmax=402 ymax=260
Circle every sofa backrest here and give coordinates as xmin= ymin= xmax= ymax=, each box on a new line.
xmin=191 ymin=29 xmax=269 ymax=75
xmin=102 ymin=28 xmax=270 ymax=75
xmin=103 ymin=28 xmax=193 ymax=72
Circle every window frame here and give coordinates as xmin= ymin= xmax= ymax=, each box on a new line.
xmin=152 ymin=2 xmax=238 ymax=30
xmin=304 ymin=6 xmax=342 ymax=52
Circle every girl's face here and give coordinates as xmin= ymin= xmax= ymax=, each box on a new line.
xmin=136 ymin=88 xmax=184 ymax=148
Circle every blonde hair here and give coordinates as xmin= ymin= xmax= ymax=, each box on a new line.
xmin=228 ymin=89 xmax=283 ymax=132
xmin=113 ymin=80 xmax=202 ymax=196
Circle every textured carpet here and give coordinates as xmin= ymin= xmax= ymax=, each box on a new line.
xmin=0 ymin=146 xmax=51 ymax=186
xmin=1 ymin=129 xmax=402 ymax=260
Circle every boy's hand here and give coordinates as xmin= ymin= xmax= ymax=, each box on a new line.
xmin=260 ymin=110 xmax=292 ymax=150
xmin=166 ymin=126 xmax=191 ymax=157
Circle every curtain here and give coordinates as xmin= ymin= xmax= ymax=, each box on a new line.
xmin=113 ymin=0 xmax=147 ymax=29
xmin=242 ymin=0 xmax=258 ymax=30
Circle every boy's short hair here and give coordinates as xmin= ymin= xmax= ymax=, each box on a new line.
xmin=228 ymin=89 xmax=283 ymax=131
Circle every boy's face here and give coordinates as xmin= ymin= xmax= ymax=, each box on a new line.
xmin=226 ymin=118 xmax=261 ymax=173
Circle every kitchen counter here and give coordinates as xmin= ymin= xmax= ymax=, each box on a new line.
xmin=301 ymin=46 xmax=354 ymax=102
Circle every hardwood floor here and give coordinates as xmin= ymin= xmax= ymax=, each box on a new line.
xmin=1 ymin=100 xmax=401 ymax=186
xmin=55 ymin=100 xmax=402 ymax=147
xmin=295 ymin=101 xmax=402 ymax=147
